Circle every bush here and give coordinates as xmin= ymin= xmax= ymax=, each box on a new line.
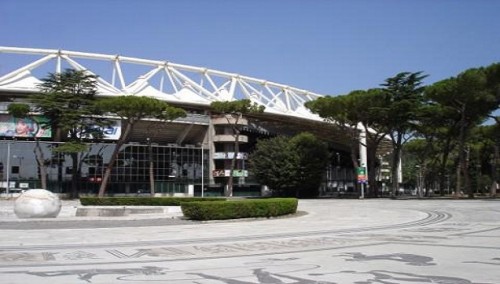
xmin=80 ymin=197 xmax=225 ymax=206
xmin=181 ymin=198 xmax=298 ymax=220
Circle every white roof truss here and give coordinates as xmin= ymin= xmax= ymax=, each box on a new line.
xmin=0 ymin=46 xmax=325 ymax=120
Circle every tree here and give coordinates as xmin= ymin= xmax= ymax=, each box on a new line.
xmin=96 ymin=96 xmax=186 ymax=197
xmin=35 ymin=69 xmax=103 ymax=142
xmin=414 ymin=101 xmax=460 ymax=196
xmin=403 ymin=138 xmax=440 ymax=197
xmin=381 ymin=72 xmax=428 ymax=197
xmin=354 ymin=89 xmax=392 ymax=197
xmin=210 ymin=99 xmax=265 ymax=196
xmin=426 ymin=68 xmax=497 ymax=198
xmin=9 ymin=69 xmax=103 ymax=198
xmin=305 ymin=94 xmax=362 ymax=192
xmin=486 ymin=119 xmax=500 ymax=197
xmin=484 ymin=63 xmax=500 ymax=197
xmin=249 ymin=132 xmax=328 ymax=197
xmin=290 ymin=132 xmax=329 ymax=197
xmin=7 ymin=103 xmax=48 ymax=190
xmin=306 ymin=89 xmax=389 ymax=197
xmin=249 ymin=136 xmax=298 ymax=196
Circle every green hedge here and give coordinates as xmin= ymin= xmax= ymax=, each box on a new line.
xmin=80 ymin=197 xmax=225 ymax=206
xmin=181 ymin=198 xmax=298 ymax=220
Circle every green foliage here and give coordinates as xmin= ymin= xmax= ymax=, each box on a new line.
xmin=250 ymin=136 xmax=299 ymax=194
xmin=305 ymin=89 xmax=387 ymax=129
xmin=7 ymin=103 xmax=31 ymax=118
xmin=250 ymin=133 xmax=328 ymax=197
xmin=181 ymin=198 xmax=298 ymax=220
xmin=426 ymin=68 xmax=496 ymax=126
xmin=425 ymin=67 xmax=498 ymax=197
xmin=382 ymin=71 xmax=427 ymax=133
xmin=53 ymin=141 xmax=89 ymax=154
xmin=96 ymin=96 xmax=186 ymax=122
xmin=290 ymin=132 xmax=329 ymax=197
xmin=34 ymin=69 xmax=103 ymax=141
xmin=210 ymin=99 xmax=265 ymax=115
xmin=80 ymin=197 xmax=225 ymax=206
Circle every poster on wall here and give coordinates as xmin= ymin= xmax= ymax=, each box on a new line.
xmin=0 ymin=114 xmax=52 ymax=138
xmin=79 ymin=121 xmax=121 ymax=140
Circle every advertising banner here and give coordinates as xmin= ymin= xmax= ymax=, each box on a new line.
xmin=213 ymin=152 xmax=248 ymax=159
xmin=212 ymin=169 xmax=248 ymax=177
xmin=81 ymin=121 xmax=121 ymax=140
xmin=0 ymin=114 xmax=52 ymax=138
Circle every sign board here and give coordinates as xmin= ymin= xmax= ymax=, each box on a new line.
xmin=75 ymin=121 xmax=121 ymax=140
xmin=357 ymin=167 xmax=367 ymax=183
xmin=212 ymin=169 xmax=248 ymax=177
xmin=0 ymin=114 xmax=52 ymax=138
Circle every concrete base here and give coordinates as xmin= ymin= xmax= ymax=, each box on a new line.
xmin=76 ymin=206 xmax=181 ymax=217
xmin=14 ymin=189 xmax=62 ymax=218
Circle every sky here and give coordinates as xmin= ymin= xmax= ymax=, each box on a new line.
xmin=1 ymin=0 xmax=499 ymax=96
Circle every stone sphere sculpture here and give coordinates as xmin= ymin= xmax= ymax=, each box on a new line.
xmin=14 ymin=189 xmax=62 ymax=218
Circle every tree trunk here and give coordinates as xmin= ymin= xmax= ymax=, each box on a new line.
xmin=464 ymin=146 xmax=473 ymax=199
xmin=149 ymin=161 xmax=155 ymax=196
xmin=57 ymin=152 xmax=63 ymax=193
xmin=225 ymin=113 xmax=242 ymax=197
xmin=226 ymin=132 xmax=239 ymax=197
xmin=349 ymin=143 xmax=360 ymax=196
xmin=391 ymin=146 xmax=402 ymax=197
xmin=69 ymin=152 xmax=79 ymax=199
xmin=98 ymin=122 xmax=132 ymax=198
xmin=491 ymin=143 xmax=499 ymax=198
xmin=421 ymin=165 xmax=427 ymax=198
xmin=455 ymin=164 xmax=461 ymax=197
xmin=33 ymin=140 xmax=47 ymax=189
xmin=148 ymin=141 xmax=155 ymax=196
xmin=367 ymin=144 xmax=378 ymax=197
xmin=438 ymin=138 xmax=452 ymax=196
xmin=456 ymin=112 xmax=467 ymax=198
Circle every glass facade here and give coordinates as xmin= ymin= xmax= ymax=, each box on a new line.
xmin=0 ymin=140 xmax=208 ymax=196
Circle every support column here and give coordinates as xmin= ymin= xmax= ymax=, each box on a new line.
xmin=359 ymin=124 xmax=367 ymax=199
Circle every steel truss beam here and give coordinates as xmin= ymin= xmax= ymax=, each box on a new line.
xmin=0 ymin=46 xmax=324 ymax=121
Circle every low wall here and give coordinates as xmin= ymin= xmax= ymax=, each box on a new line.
xmin=76 ymin=206 xmax=182 ymax=217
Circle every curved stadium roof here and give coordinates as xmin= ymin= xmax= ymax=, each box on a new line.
xmin=0 ymin=46 xmax=325 ymax=122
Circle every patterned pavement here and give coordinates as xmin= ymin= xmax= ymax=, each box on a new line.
xmin=0 ymin=199 xmax=499 ymax=283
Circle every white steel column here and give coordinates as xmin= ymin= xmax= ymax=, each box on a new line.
xmin=359 ymin=124 xmax=367 ymax=199
xmin=6 ymin=142 xmax=11 ymax=195
xmin=201 ymin=145 xmax=204 ymax=198
xmin=398 ymin=155 xmax=403 ymax=184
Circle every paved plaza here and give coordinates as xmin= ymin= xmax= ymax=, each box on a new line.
xmin=0 ymin=198 xmax=499 ymax=283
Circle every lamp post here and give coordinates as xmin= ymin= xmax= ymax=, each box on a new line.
xmin=5 ymin=142 xmax=11 ymax=195
xmin=201 ymin=144 xmax=204 ymax=197
xmin=198 ymin=142 xmax=210 ymax=198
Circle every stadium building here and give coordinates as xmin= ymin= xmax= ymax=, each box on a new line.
xmin=0 ymin=47 xmax=379 ymax=197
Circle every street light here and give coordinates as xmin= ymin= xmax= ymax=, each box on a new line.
xmin=5 ymin=142 xmax=11 ymax=195
xmin=201 ymin=144 xmax=204 ymax=197
xmin=199 ymin=143 xmax=208 ymax=198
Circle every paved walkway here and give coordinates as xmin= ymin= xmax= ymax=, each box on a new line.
xmin=0 ymin=199 xmax=499 ymax=283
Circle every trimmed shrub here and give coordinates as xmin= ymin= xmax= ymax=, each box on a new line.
xmin=181 ymin=198 xmax=298 ymax=220
xmin=80 ymin=197 xmax=225 ymax=206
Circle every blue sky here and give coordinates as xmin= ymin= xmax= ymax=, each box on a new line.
xmin=1 ymin=0 xmax=499 ymax=96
